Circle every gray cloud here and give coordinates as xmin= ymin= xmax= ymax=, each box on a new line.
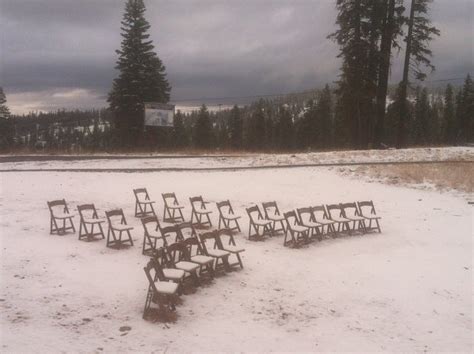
xmin=1 ymin=0 xmax=472 ymax=114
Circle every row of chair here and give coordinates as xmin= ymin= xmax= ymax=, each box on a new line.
xmin=134 ymin=189 xmax=242 ymax=231
xmin=143 ymin=227 xmax=245 ymax=319
xmin=246 ymin=201 xmax=382 ymax=247
xmin=47 ymin=200 xmax=134 ymax=248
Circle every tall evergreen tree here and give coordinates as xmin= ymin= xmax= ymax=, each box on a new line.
xmin=193 ymin=105 xmax=212 ymax=149
xmin=253 ymin=101 xmax=266 ymax=150
xmin=173 ymin=110 xmax=188 ymax=148
xmin=442 ymin=84 xmax=456 ymax=143
xmin=457 ymin=74 xmax=474 ymax=142
xmin=396 ymin=0 xmax=440 ymax=147
xmin=317 ymin=85 xmax=333 ymax=148
xmin=278 ymin=105 xmax=294 ymax=150
xmin=0 ymin=87 xmax=13 ymax=150
xmin=229 ymin=105 xmax=243 ymax=149
xmin=108 ymin=0 xmax=171 ymax=146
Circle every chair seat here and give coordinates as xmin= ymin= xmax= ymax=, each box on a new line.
xmin=221 ymin=212 xmax=240 ymax=220
xmin=175 ymin=261 xmax=200 ymax=272
xmin=53 ymin=212 xmax=74 ymax=219
xmin=267 ymin=214 xmax=284 ymax=222
xmin=363 ymin=215 xmax=381 ymax=220
xmin=317 ymin=219 xmax=335 ymax=225
xmin=302 ymin=221 xmax=321 ymax=228
xmin=146 ymin=230 xmax=162 ymax=238
xmin=347 ymin=215 xmax=366 ymax=221
xmin=207 ymin=249 xmax=230 ymax=258
xmin=154 ymin=280 xmax=178 ymax=295
xmin=191 ymin=255 xmax=214 ymax=265
xmin=223 ymin=245 xmax=245 ymax=253
xmin=195 ymin=208 xmax=212 ymax=215
xmin=138 ymin=200 xmax=155 ymax=204
xmin=290 ymin=224 xmax=308 ymax=233
xmin=254 ymin=219 xmax=271 ymax=226
xmin=111 ymin=224 xmax=133 ymax=231
xmin=163 ymin=268 xmax=185 ymax=280
xmin=331 ymin=217 xmax=351 ymax=223
xmin=168 ymin=204 xmax=184 ymax=209
xmin=82 ymin=217 xmax=105 ymax=224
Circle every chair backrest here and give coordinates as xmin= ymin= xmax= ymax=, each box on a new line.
xmin=357 ymin=200 xmax=377 ymax=216
xmin=283 ymin=210 xmax=300 ymax=226
xmin=47 ymin=199 xmax=68 ymax=215
xmin=162 ymin=192 xmax=179 ymax=206
xmin=183 ymin=236 xmax=204 ymax=257
xmin=152 ymin=247 xmax=172 ymax=268
xmin=176 ymin=222 xmax=197 ymax=241
xmin=198 ymin=231 xmax=218 ymax=254
xmin=246 ymin=205 xmax=263 ymax=222
xmin=141 ymin=216 xmax=167 ymax=245
xmin=216 ymin=228 xmax=235 ymax=247
xmin=105 ymin=209 xmax=126 ymax=225
xmin=296 ymin=207 xmax=314 ymax=224
xmin=144 ymin=258 xmax=165 ymax=294
xmin=326 ymin=204 xmax=342 ymax=219
xmin=166 ymin=241 xmax=190 ymax=263
xmin=134 ymin=188 xmax=150 ymax=202
xmin=340 ymin=202 xmax=359 ymax=218
xmin=160 ymin=225 xmax=180 ymax=244
xmin=77 ymin=203 xmax=98 ymax=219
xmin=312 ymin=205 xmax=330 ymax=221
xmin=262 ymin=201 xmax=280 ymax=218
xmin=216 ymin=200 xmax=234 ymax=215
xmin=190 ymin=196 xmax=205 ymax=210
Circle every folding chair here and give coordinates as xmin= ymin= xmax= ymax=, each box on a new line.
xmin=152 ymin=247 xmax=186 ymax=294
xmin=283 ymin=210 xmax=309 ymax=247
xmin=133 ymin=188 xmax=156 ymax=218
xmin=77 ymin=204 xmax=105 ymax=241
xmin=47 ymin=199 xmax=76 ymax=235
xmin=176 ymin=222 xmax=198 ymax=241
xmin=216 ymin=200 xmax=241 ymax=233
xmin=161 ymin=225 xmax=182 ymax=244
xmin=296 ymin=207 xmax=322 ymax=240
xmin=326 ymin=204 xmax=352 ymax=235
xmin=216 ymin=228 xmax=245 ymax=269
xmin=162 ymin=193 xmax=185 ymax=223
xmin=246 ymin=205 xmax=272 ymax=241
xmin=262 ymin=201 xmax=286 ymax=235
xmin=166 ymin=241 xmax=201 ymax=286
xmin=143 ymin=258 xmax=179 ymax=320
xmin=183 ymin=237 xmax=215 ymax=280
xmin=341 ymin=202 xmax=367 ymax=234
xmin=312 ymin=205 xmax=337 ymax=236
xmin=105 ymin=209 xmax=134 ymax=248
xmin=357 ymin=200 xmax=382 ymax=233
xmin=198 ymin=231 xmax=231 ymax=273
xmin=141 ymin=216 xmax=169 ymax=256
xmin=189 ymin=196 xmax=213 ymax=228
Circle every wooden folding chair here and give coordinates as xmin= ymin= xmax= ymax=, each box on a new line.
xmin=283 ymin=210 xmax=309 ymax=247
xmin=312 ymin=205 xmax=337 ymax=236
xmin=162 ymin=193 xmax=185 ymax=223
xmin=326 ymin=204 xmax=352 ymax=235
xmin=216 ymin=228 xmax=245 ymax=269
xmin=166 ymin=241 xmax=201 ymax=286
xmin=183 ymin=237 xmax=215 ymax=280
xmin=189 ymin=196 xmax=213 ymax=228
xmin=341 ymin=202 xmax=367 ymax=234
xmin=262 ymin=201 xmax=286 ymax=235
xmin=105 ymin=209 xmax=134 ymax=248
xmin=357 ymin=200 xmax=382 ymax=233
xmin=246 ymin=205 xmax=272 ymax=241
xmin=198 ymin=231 xmax=231 ymax=273
xmin=47 ymin=199 xmax=76 ymax=235
xmin=296 ymin=207 xmax=322 ymax=240
xmin=152 ymin=247 xmax=186 ymax=294
xmin=176 ymin=222 xmax=198 ymax=241
xmin=216 ymin=200 xmax=241 ymax=233
xmin=160 ymin=225 xmax=182 ymax=244
xmin=133 ymin=188 xmax=156 ymax=218
xmin=141 ymin=216 xmax=169 ymax=256
xmin=77 ymin=204 xmax=105 ymax=241
xmin=143 ymin=258 xmax=179 ymax=320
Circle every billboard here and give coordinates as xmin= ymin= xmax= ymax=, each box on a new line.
xmin=144 ymin=102 xmax=175 ymax=127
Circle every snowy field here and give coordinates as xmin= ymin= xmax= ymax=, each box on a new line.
xmin=0 ymin=149 xmax=473 ymax=352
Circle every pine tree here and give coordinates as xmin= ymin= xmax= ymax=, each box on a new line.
xmin=396 ymin=0 xmax=440 ymax=147
xmin=108 ymin=0 xmax=171 ymax=146
xmin=253 ymin=101 xmax=266 ymax=150
xmin=0 ymin=87 xmax=11 ymax=119
xmin=193 ymin=105 xmax=212 ymax=149
xmin=173 ymin=110 xmax=188 ymax=148
xmin=458 ymin=74 xmax=474 ymax=142
xmin=229 ymin=105 xmax=243 ymax=149
xmin=278 ymin=105 xmax=294 ymax=150
xmin=0 ymin=87 xmax=13 ymax=150
xmin=317 ymin=85 xmax=333 ymax=148
xmin=413 ymin=87 xmax=430 ymax=144
xmin=442 ymin=84 xmax=456 ymax=143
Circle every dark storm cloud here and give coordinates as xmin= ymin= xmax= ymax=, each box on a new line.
xmin=0 ymin=0 xmax=472 ymax=113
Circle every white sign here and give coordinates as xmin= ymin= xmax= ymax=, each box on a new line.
xmin=144 ymin=103 xmax=175 ymax=127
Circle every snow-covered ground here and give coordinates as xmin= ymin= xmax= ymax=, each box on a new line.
xmin=0 ymin=151 xmax=472 ymax=352
xmin=1 ymin=146 xmax=472 ymax=171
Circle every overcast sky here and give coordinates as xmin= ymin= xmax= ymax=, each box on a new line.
xmin=1 ymin=0 xmax=473 ymax=114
